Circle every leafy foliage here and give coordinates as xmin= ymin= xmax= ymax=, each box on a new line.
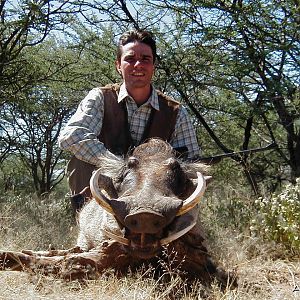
xmin=146 ymin=0 xmax=300 ymax=187
xmin=1 ymin=0 xmax=300 ymax=195
xmin=251 ymin=179 xmax=300 ymax=253
xmin=0 ymin=27 xmax=118 ymax=195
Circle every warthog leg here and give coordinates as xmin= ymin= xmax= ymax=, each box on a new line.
xmin=0 ymin=242 xmax=133 ymax=280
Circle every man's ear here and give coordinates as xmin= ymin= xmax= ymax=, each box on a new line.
xmin=115 ymin=60 xmax=122 ymax=75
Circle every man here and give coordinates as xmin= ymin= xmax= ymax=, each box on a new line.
xmin=58 ymin=29 xmax=200 ymax=211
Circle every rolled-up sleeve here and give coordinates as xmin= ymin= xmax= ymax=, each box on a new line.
xmin=58 ymin=88 xmax=108 ymax=166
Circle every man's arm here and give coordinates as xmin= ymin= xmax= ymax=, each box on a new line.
xmin=58 ymin=88 xmax=117 ymax=166
xmin=170 ymin=106 xmax=201 ymax=160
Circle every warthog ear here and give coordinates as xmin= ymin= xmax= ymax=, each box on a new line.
xmin=97 ymin=173 xmax=118 ymax=199
xmin=204 ymin=175 xmax=213 ymax=185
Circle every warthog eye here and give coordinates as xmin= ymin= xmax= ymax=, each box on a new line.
xmin=127 ymin=156 xmax=139 ymax=168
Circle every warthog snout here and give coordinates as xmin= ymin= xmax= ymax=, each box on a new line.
xmin=124 ymin=211 xmax=167 ymax=234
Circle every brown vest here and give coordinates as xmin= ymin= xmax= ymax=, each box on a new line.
xmin=98 ymin=84 xmax=180 ymax=155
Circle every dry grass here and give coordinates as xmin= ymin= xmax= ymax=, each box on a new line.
xmin=0 ymin=256 xmax=299 ymax=300
xmin=0 ymin=191 xmax=299 ymax=300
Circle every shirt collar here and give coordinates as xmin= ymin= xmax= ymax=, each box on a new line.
xmin=117 ymin=82 xmax=160 ymax=111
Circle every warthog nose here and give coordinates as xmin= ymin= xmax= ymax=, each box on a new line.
xmin=124 ymin=211 xmax=166 ymax=234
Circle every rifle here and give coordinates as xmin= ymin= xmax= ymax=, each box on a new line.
xmin=198 ymin=142 xmax=278 ymax=164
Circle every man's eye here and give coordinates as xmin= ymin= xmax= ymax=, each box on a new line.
xmin=125 ymin=56 xmax=135 ymax=62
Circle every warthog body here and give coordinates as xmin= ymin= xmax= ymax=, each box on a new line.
xmin=76 ymin=138 xmax=235 ymax=285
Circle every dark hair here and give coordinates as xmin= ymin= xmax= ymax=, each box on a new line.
xmin=116 ymin=30 xmax=157 ymax=63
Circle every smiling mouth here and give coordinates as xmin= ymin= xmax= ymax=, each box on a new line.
xmin=131 ymin=72 xmax=145 ymax=76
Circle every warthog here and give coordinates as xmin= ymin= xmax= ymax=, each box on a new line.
xmin=78 ymin=138 xmax=208 ymax=255
xmin=76 ymin=138 xmax=235 ymax=285
xmin=0 ymin=138 xmax=236 ymax=287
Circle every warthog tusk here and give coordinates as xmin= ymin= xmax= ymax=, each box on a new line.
xmin=160 ymin=221 xmax=196 ymax=245
xmin=176 ymin=172 xmax=206 ymax=216
xmin=101 ymin=229 xmax=130 ymax=246
xmin=90 ymin=169 xmax=115 ymax=215
xmin=101 ymin=222 xmax=196 ymax=247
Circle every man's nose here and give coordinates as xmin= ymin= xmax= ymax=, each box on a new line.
xmin=134 ymin=60 xmax=143 ymax=67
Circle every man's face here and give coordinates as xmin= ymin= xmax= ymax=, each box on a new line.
xmin=116 ymin=41 xmax=155 ymax=92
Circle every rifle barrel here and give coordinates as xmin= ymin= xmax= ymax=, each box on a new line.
xmin=199 ymin=142 xmax=277 ymax=162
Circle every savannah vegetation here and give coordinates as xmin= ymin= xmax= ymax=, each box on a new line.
xmin=0 ymin=0 xmax=299 ymax=299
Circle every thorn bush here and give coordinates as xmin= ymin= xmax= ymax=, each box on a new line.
xmin=250 ymin=179 xmax=300 ymax=254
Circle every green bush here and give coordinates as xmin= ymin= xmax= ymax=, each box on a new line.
xmin=250 ymin=179 xmax=300 ymax=253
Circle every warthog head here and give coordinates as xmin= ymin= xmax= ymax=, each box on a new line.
xmin=89 ymin=138 xmax=209 ymax=259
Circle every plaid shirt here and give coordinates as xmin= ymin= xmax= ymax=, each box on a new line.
xmin=59 ymin=83 xmax=201 ymax=165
